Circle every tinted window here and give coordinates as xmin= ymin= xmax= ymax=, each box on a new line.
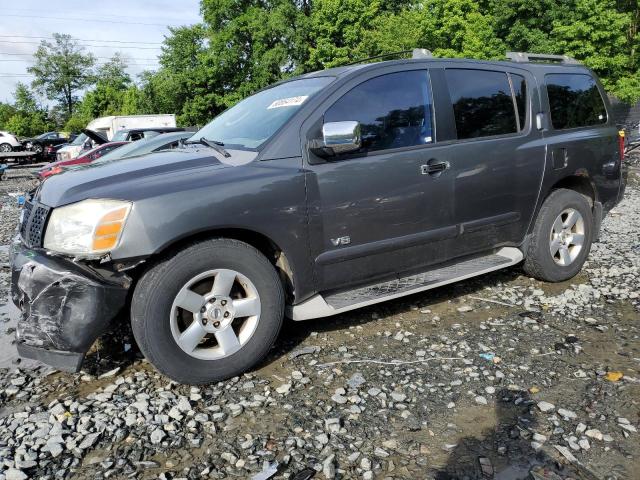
xmin=546 ymin=74 xmax=607 ymax=129
xmin=446 ymin=69 xmax=518 ymax=139
xmin=324 ymin=70 xmax=433 ymax=152
xmin=511 ymin=74 xmax=527 ymax=130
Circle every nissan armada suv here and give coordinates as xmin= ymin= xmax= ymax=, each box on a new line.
xmin=11 ymin=51 xmax=627 ymax=384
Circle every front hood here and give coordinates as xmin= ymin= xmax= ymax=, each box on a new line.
xmin=37 ymin=149 xmax=233 ymax=207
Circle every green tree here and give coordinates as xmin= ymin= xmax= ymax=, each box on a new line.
xmin=28 ymin=33 xmax=96 ymax=118
xmin=3 ymin=83 xmax=52 ymax=136
xmin=552 ymin=0 xmax=633 ymax=99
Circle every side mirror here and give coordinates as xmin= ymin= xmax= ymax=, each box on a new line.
xmin=311 ymin=121 xmax=361 ymax=157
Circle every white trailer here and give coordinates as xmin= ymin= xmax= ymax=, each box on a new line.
xmin=87 ymin=114 xmax=177 ymax=141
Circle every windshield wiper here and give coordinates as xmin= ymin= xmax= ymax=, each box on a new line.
xmin=183 ymin=137 xmax=231 ymax=157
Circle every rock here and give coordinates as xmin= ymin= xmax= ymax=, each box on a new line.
xmin=557 ymin=408 xmax=577 ymax=420
xmin=331 ymin=393 xmax=347 ymax=404
xmin=150 ymin=429 xmax=166 ymax=445
xmin=48 ymin=442 xmax=64 ymax=457
xmin=5 ymin=469 xmax=28 ymax=480
xmin=576 ymin=423 xmax=587 ymax=434
xmin=228 ymin=403 xmax=243 ymax=417
xmin=537 ymin=401 xmax=555 ymax=413
xmin=346 ymin=372 xmax=366 ymax=389
xmin=485 ymin=386 xmax=495 ymax=394
xmin=276 ymin=383 xmax=292 ymax=394
xmin=374 ymin=447 xmax=390 ymax=458
xmin=98 ymin=367 xmax=120 ymax=379
xmin=322 ymin=454 xmax=336 ymax=479
xmin=325 ymin=417 xmax=341 ymax=433
xmin=288 ymin=346 xmax=320 ymax=359
xmin=585 ymin=429 xmax=603 ymax=441
xmin=390 ymin=392 xmax=406 ymax=402
xmin=475 ymin=396 xmax=488 ymax=405
xmin=79 ymin=432 xmax=100 ymax=450
xmin=578 ymin=438 xmax=590 ymax=450
xmin=457 ymin=306 xmax=473 ymax=313
xmin=532 ymin=433 xmax=547 ymax=443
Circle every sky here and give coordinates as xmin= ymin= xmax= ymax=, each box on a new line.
xmin=0 ymin=0 xmax=202 ymax=103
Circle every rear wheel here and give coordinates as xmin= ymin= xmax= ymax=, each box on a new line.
xmin=131 ymin=238 xmax=284 ymax=384
xmin=32 ymin=143 xmax=43 ymax=154
xmin=523 ymin=188 xmax=593 ymax=282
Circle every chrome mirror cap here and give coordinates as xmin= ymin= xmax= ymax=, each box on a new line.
xmin=322 ymin=121 xmax=362 ymax=154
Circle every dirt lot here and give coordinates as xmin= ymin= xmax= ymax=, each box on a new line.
xmin=0 ymin=165 xmax=638 ymax=480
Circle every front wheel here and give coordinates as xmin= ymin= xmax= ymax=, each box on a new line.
xmin=0 ymin=143 xmax=12 ymax=152
xmin=131 ymin=239 xmax=284 ymax=384
xmin=523 ymin=188 xmax=593 ymax=282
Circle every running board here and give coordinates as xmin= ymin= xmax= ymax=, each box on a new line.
xmin=287 ymin=247 xmax=523 ymax=321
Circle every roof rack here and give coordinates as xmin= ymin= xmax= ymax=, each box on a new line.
xmin=506 ymin=52 xmax=580 ymax=65
xmin=343 ymin=48 xmax=433 ymax=66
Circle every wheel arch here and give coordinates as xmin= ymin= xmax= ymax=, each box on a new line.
xmin=548 ymin=173 xmax=597 ymax=206
xmin=525 ymin=173 xmax=598 ymax=240
xmin=146 ymin=228 xmax=297 ymax=303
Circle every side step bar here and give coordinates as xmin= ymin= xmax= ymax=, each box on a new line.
xmin=287 ymin=247 xmax=523 ymax=321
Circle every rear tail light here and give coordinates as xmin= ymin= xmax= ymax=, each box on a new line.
xmin=618 ymin=130 xmax=625 ymax=162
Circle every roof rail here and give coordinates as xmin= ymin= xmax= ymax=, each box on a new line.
xmin=506 ymin=51 xmax=580 ymax=65
xmin=342 ymin=48 xmax=433 ymax=67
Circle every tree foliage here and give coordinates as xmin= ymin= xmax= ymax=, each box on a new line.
xmin=28 ymin=33 xmax=95 ymax=118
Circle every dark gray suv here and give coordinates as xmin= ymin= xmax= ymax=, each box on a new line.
xmin=11 ymin=51 xmax=627 ymax=384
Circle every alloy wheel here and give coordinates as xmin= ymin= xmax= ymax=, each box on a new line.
xmin=170 ymin=269 xmax=261 ymax=360
xmin=549 ymin=208 xmax=585 ymax=266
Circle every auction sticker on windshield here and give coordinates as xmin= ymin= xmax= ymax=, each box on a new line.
xmin=267 ymin=96 xmax=308 ymax=109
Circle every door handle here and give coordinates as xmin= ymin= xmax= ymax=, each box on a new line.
xmin=421 ymin=159 xmax=450 ymax=176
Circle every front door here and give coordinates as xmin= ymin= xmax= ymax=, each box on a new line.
xmin=303 ymin=68 xmax=456 ymax=292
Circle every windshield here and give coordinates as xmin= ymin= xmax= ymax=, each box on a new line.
xmin=111 ymin=130 xmax=130 ymax=142
xmin=69 ymin=133 xmax=87 ymax=146
xmin=190 ymin=77 xmax=334 ymax=149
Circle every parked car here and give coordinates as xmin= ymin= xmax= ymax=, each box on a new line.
xmin=12 ymin=50 xmax=627 ymax=384
xmin=21 ymin=132 xmax=75 ymax=157
xmin=37 ymin=142 xmax=128 ymax=180
xmin=55 ymin=130 xmax=108 ymax=163
xmin=109 ymin=127 xmax=185 ymax=142
xmin=0 ymin=131 xmax=22 ymax=152
xmin=40 ymin=131 xmax=190 ymax=179
xmin=92 ymin=131 xmax=192 ymax=163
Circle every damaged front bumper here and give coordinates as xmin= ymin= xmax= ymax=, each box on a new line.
xmin=10 ymin=240 xmax=131 ymax=372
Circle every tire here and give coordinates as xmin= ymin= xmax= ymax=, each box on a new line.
xmin=0 ymin=143 xmax=12 ymax=153
xmin=523 ymin=188 xmax=593 ymax=282
xmin=32 ymin=143 xmax=43 ymax=154
xmin=131 ymin=238 xmax=285 ymax=384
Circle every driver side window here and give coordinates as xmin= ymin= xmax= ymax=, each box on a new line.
xmin=324 ymin=70 xmax=434 ymax=153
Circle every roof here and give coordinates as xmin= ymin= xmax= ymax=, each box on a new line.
xmin=297 ymin=56 xmax=591 ymax=81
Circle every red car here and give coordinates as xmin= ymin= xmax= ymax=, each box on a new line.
xmin=38 ymin=142 xmax=127 ymax=179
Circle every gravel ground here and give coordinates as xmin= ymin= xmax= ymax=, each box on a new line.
xmin=0 ymin=165 xmax=638 ymax=480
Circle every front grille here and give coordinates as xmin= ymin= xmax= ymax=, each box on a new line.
xmin=20 ymin=200 xmax=50 ymax=248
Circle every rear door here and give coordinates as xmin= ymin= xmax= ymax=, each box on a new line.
xmin=441 ymin=66 xmax=546 ymax=258
xmin=303 ymin=67 xmax=457 ymax=291
xmin=541 ymin=72 xmax=620 ymax=210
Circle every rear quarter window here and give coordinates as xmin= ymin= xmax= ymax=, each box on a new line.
xmin=445 ymin=69 xmax=519 ymax=140
xmin=545 ymin=73 xmax=607 ymax=130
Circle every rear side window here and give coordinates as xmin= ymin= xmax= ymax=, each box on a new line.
xmin=445 ymin=69 xmax=518 ymax=139
xmin=546 ymin=73 xmax=607 ymax=129
xmin=324 ymin=70 xmax=434 ymax=152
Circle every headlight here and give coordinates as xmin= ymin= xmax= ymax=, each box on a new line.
xmin=43 ymin=199 xmax=132 ymax=256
